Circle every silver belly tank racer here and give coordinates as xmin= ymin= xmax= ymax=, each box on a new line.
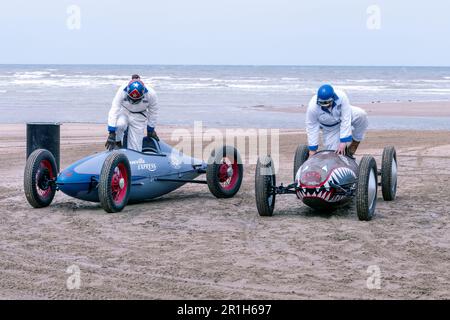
xmin=255 ymin=145 xmax=397 ymax=221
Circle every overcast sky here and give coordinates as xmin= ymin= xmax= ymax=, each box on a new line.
xmin=0 ymin=0 xmax=449 ymax=66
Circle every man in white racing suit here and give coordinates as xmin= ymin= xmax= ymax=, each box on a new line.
xmin=105 ymin=74 xmax=159 ymax=152
xmin=306 ymin=84 xmax=368 ymax=157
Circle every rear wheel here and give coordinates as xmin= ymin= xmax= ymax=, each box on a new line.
xmin=24 ymin=149 xmax=57 ymax=208
xmin=98 ymin=151 xmax=131 ymax=213
xmin=356 ymin=156 xmax=378 ymax=221
xmin=293 ymin=144 xmax=309 ymax=180
xmin=255 ymin=156 xmax=276 ymax=216
xmin=381 ymin=146 xmax=397 ymax=201
xmin=206 ymin=145 xmax=243 ymax=198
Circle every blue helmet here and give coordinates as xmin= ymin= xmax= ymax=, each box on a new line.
xmin=317 ymin=84 xmax=338 ymax=108
xmin=126 ymin=80 xmax=148 ymax=104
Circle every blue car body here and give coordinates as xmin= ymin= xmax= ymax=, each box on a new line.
xmin=56 ymin=140 xmax=207 ymax=202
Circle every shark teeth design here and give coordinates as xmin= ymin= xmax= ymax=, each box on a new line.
xmin=297 ymin=167 xmax=357 ymax=203
xmin=299 ymin=167 xmax=356 ymax=203
xmin=328 ymin=167 xmax=356 ymax=185
xmin=299 ymin=188 xmax=348 ymax=203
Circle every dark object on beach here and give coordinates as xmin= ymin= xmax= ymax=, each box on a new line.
xmin=23 ymin=135 xmax=243 ymax=213
xmin=26 ymin=122 xmax=60 ymax=172
xmin=255 ymin=145 xmax=398 ymax=221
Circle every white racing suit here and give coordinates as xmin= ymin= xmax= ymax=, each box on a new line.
xmin=107 ymin=82 xmax=158 ymax=152
xmin=306 ymin=89 xmax=368 ymax=151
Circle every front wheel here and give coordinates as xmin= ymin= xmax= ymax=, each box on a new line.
xmin=24 ymin=149 xmax=58 ymax=208
xmin=255 ymin=156 xmax=276 ymax=216
xmin=381 ymin=146 xmax=397 ymax=201
xmin=293 ymin=144 xmax=309 ymax=181
xmin=98 ymin=151 xmax=131 ymax=213
xmin=206 ymin=145 xmax=243 ymax=198
xmin=356 ymin=155 xmax=378 ymax=221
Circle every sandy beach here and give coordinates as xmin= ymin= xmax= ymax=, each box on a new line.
xmin=0 ymin=101 xmax=449 ymax=300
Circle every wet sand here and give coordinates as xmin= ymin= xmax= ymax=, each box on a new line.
xmin=261 ymin=101 xmax=450 ymax=118
xmin=0 ymin=119 xmax=449 ymax=299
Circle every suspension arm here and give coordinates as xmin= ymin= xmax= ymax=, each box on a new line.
xmin=272 ymin=183 xmax=298 ymax=195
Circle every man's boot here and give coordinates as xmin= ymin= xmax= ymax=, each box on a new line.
xmin=347 ymin=139 xmax=360 ymax=156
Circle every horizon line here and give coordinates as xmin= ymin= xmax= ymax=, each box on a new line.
xmin=1 ymin=63 xmax=450 ymax=68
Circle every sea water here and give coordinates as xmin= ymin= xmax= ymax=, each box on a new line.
xmin=0 ymin=65 xmax=449 ymax=129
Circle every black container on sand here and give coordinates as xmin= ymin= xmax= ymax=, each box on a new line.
xmin=26 ymin=122 xmax=60 ymax=172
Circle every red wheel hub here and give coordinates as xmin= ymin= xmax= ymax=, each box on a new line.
xmin=111 ymin=163 xmax=128 ymax=205
xmin=218 ymin=157 xmax=239 ymax=191
xmin=36 ymin=159 xmax=54 ymax=199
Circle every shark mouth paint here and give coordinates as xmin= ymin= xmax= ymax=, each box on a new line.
xmin=298 ymin=167 xmax=357 ymax=202
xmin=295 ymin=151 xmax=359 ymax=208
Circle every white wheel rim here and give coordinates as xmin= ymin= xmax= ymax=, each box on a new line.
xmin=368 ymin=169 xmax=377 ymax=210
xmin=267 ymin=175 xmax=275 ymax=207
xmin=391 ymin=158 xmax=397 ymax=193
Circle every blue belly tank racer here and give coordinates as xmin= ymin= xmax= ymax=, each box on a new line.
xmin=24 ymin=138 xmax=243 ymax=213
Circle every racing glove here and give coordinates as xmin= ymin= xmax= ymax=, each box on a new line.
xmin=105 ymin=132 xmax=117 ymax=150
xmin=147 ymin=127 xmax=160 ymax=141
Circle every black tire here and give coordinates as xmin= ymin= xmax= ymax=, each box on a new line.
xmin=24 ymin=149 xmax=58 ymax=208
xmin=293 ymin=144 xmax=309 ymax=180
xmin=206 ymin=145 xmax=243 ymax=198
xmin=381 ymin=146 xmax=397 ymax=201
xmin=98 ymin=151 xmax=131 ymax=213
xmin=356 ymin=155 xmax=378 ymax=221
xmin=255 ymin=156 xmax=276 ymax=216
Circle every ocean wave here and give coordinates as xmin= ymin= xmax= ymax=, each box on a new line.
xmin=14 ymin=71 xmax=52 ymax=79
xmin=160 ymin=82 xmax=316 ymax=92
xmin=212 ymin=78 xmax=269 ymax=84
xmin=418 ymin=88 xmax=450 ymax=93
xmin=227 ymin=84 xmax=312 ymax=91
xmin=408 ymin=79 xmax=450 ymax=83
xmin=10 ymin=78 xmax=124 ymax=87
xmin=335 ymin=85 xmax=388 ymax=91
xmin=2 ymin=70 xmax=450 ymax=97
xmin=344 ymin=79 xmax=385 ymax=83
